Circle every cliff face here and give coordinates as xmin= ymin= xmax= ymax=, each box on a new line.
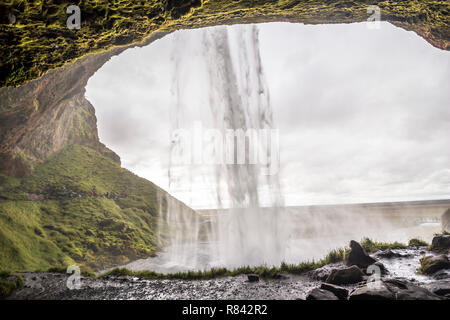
xmin=0 ymin=32 xmax=169 ymax=177
xmin=0 ymin=52 xmax=117 ymax=176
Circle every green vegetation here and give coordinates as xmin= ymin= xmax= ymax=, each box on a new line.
xmin=101 ymin=248 xmax=349 ymax=280
xmin=434 ymin=231 xmax=450 ymax=236
xmin=1 ymin=0 xmax=449 ymax=87
xmin=0 ymin=144 xmax=166 ymax=272
xmin=44 ymin=266 xmax=95 ymax=278
xmin=0 ymin=271 xmax=24 ymax=299
xmin=360 ymin=237 xmax=407 ymax=253
xmin=408 ymin=238 xmax=429 ymax=247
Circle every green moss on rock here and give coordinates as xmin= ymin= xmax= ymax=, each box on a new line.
xmin=1 ymin=0 xmax=449 ymax=87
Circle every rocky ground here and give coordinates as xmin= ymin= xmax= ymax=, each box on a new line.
xmin=5 ymin=236 xmax=450 ymax=300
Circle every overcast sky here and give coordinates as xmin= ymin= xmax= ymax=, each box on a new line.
xmin=86 ymin=22 xmax=450 ymax=209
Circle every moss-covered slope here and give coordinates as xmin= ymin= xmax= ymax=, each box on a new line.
xmin=0 ymin=144 xmax=180 ymax=272
xmin=0 ymin=0 xmax=449 ymax=88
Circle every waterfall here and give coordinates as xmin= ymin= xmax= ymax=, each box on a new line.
xmin=161 ymin=25 xmax=291 ymax=269
xmin=156 ymin=192 xmax=201 ymax=270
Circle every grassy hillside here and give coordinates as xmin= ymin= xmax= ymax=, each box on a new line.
xmin=0 ymin=144 xmax=167 ymax=272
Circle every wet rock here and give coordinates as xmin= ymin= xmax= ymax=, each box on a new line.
xmin=432 ymin=269 xmax=450 ymax=280
xmin=384 ymin=279 xmax=442 ymax=300
xmin=375 ymin=249 xmax=404 ymax=259
xmin=346 ymin=240 xmax=377 ymax=268
xmin=306 ymin=288 xmax=339 ymax=300
xmin=320 ymin=283 xmax=348 ymax=300
xmin=420 ymin=255 xmax=450 ymax=275
xmin=349 ymin=279 xmax=442 ymax=300
xmin=431 ymin=235 xmax=450 ymax=253
xmin=310 ymin=264 xmax=340 ymax=281
xmin=247 ymin=274 xmax=259 ymax=282
xmin=425 ymin=280 xmax=450 ymax=297
xmin=349 ymin=281 xmax=394 ymax=300
xmin=326 ymin=265 xmax=365 ymax=285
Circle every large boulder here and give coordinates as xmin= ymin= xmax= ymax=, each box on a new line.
xmin=349 ymin=279 xmax=442 ymax=300
xmin=349 ymin=281 xmax=394 ymax=300
xmin=320 ymin=283 xmax=349 ymax=300
xmin=384 ymin=279 xmax=442 ymax=300
xmin=431 ymin=235 xmax=450 ymax=253
xmin=326 ymin=265 xmax=365 ymax=285
xmin=420 ymin=255 xmax=450 ymax=275
xmin=310 ymin=263 xmax=342 ymax=281
xmin=306 ymin=288 xmax=339 ymax=300
xmin=346 ymin=240 xmax=377 ymax=268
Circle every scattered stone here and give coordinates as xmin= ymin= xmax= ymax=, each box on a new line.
xmin=326 ymin=265 xmax=365 ymax=285
xmin=420 ymin=255 xmax=450 ymax=275
xmin=431 ymin=235 xmax=450 ymax=253
xmin=320 ymin=283 xmax=349 ymax=300
xmin=375 ymin=249 xmax=404 ymax=259
xmin=306 ymin=288 xmax=339 ymax=300
xmin=247 ymin=274 xmax=259 ymax=282
xmin=346 ymin=240 xmax=377 ymax=268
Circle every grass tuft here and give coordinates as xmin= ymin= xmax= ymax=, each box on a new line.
xmin=0 ymin=271 xmax=24 ymax=299
xmin=360 ymin=237 xmax=407 ymax=253
xmin=100 ymin=247 xmax=350 ymax=280
xmin=408 ymin=238 xmax=429 ymax=247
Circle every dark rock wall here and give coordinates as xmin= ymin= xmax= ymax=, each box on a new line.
xmin=0 ymin=32 xmax=169 ymax=177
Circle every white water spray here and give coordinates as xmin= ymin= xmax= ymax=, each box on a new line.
xmin=164 ymin=25 xmax=291 ymax=269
